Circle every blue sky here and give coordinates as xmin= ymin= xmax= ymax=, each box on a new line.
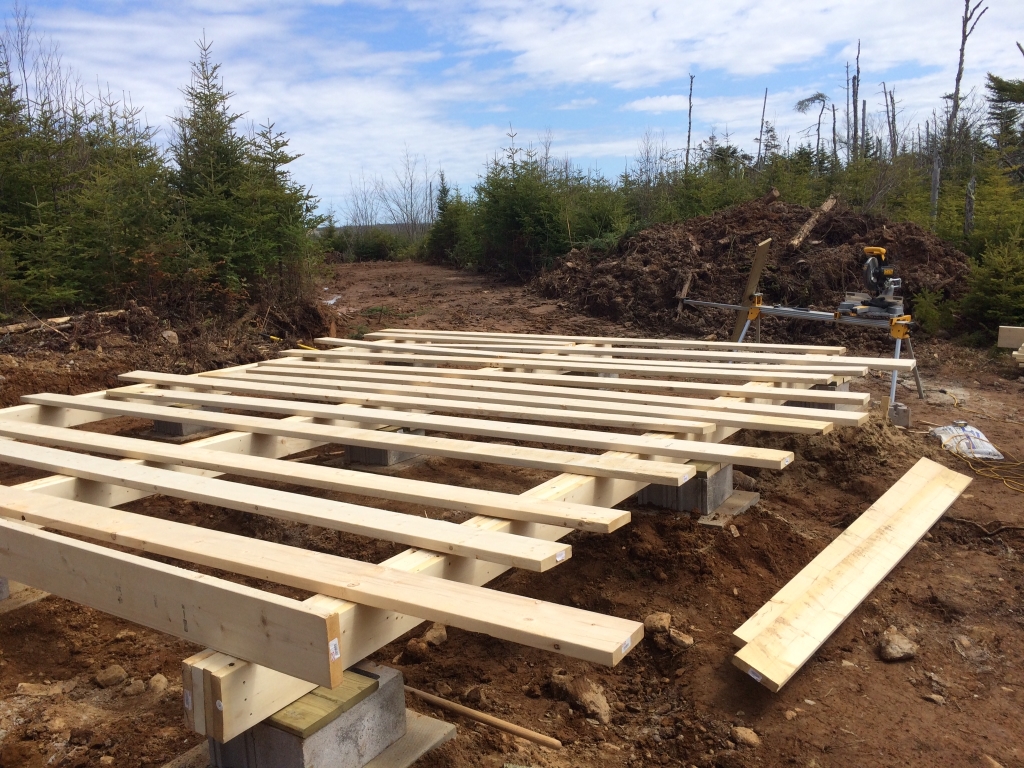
xmin=14 ymin=0 xmax=1024 ymax=216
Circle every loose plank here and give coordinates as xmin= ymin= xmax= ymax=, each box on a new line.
xmin=0 ymin=489 xmax=644 ymax=666
xmin=732 ymin=458 xmax=971 ymax=691
xmin=0 ymin=439 xmax=571 ymax=569
xmin=0 ymin=420 xmax=629 ymax=534
xmin=0 ymin=514 xmax=343 ymax=687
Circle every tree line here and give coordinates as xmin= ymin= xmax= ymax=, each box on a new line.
xmin=0 ymin=11 xmax=321 ymax=319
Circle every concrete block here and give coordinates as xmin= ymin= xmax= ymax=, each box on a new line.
xmin=0 ymin=577 xmax=9 ymax=602
xmin=888 ymin=402 xmax=911 ymax=428
xmin=784 ymin=381 xmax=851 ymax=410
xmin=344 ymin=428 xmax=425 ymax=466
xmin=212 ymin=663 xmax=405 ymax=768
xmin=637 ymin=463 xmax=733 ymax=515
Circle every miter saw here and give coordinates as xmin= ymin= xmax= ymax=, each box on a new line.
xmin=838 ymin=247 xmax=905 ymax=318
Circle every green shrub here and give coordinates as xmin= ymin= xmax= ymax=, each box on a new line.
xmin=351 ymin=228 xmax=403 ymax=261
xmin=960 ymin=231 xmax=1024 ymax=338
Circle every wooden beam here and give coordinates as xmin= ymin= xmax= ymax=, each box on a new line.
xmin=21 ymin=393 xmax=696 ymax=485
xmin=307 ymin=340 xmax=885 ymax=375
xmin=240 ymin=366 xmax=867 ymax=424
xmin=0 ymin=514 xmax=344 ymax=687
xmin=997 ymin=326 xmax=1024 ymax=349
xmin=731 ymin=238 xmax=773 ymax=342
xmin=119 ymin=370 xmax=841 ymax=434
xmin=256 ymin=359 xmax=870 ymax=406
xmin=732 ymin=458 xmax=971 ymax=691
xmin=280 ymin=349 xmax=843 ymax=384
xmin=788 ymin=195 xmax=837 ymax=249
xmin=364 ymin=329 xmax=847 ymax=355
xmin=0 ymin=439 xmax=574 ymax=569
xmin=0 ymin=486 xmax=644 ymax=666
xmin=0 ymin=421 xmax=632 ymax=534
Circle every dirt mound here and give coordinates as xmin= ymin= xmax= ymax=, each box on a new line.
xmin=534 ymin=199 xmax=971 ymax=346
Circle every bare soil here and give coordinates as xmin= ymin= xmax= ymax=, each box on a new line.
xmin=1 ymin=260 xmax=1022 ymax=768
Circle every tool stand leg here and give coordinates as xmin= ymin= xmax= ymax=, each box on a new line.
xmin=905 ymin=337 xmax=926 ymax=400
xmin=889 ymin=338 xmax=902 ymax=405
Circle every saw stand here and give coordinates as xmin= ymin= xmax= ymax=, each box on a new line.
xmin=887 ymin=326 xmax=925 ymax=427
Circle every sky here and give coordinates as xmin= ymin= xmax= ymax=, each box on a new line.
xmin=11 ymin=0 xmax=1024 ymax=216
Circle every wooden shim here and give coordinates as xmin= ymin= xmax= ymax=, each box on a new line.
xmin=364 ymin=329 xmax=847 ymax=355
xmin=0 ymin=439 xmax=572 ymax=570
xmin=121 ymin=370 xmax=838 ymax=435
xmin=21 ymin=393 xmax=695 ymax=486
xmin=731 ymin=238 xmax=773 ymax=342
xmin=0 ymin=421 xmax=631 ymax=535
xmin=258 ymin=359 xmax=870 ymax=407
xmin=997 ymin=326 xmax=1024 ymax=349
xmin=0 ymin=514 xmax=343 ymax=687
xmin=281 ymin=349 xmax=841 ymax=384
xmin=731 ymin=458 xmax=971 ymax=692
xmin=238 ymin=367 xmax=867 ymax=427
xmin=788 ymin=195 xmax=837 ymax=249
xmin=115 ymin=371 xmax=718 ymax=435
xmin=0 ymin=485 xmax=644 ymax=666
xmin=307 ymin=340 xmax=884 ymax=376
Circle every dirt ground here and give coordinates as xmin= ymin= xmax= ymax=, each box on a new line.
xmin=1 ymin=260 xmax=1022 ymax=768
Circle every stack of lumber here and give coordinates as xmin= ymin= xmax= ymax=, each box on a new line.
xmin=732 ymin=458 xmax=971 ymax=692
xmin=0 ymin=327 xmax=906 ymax=741
xmin=997 ymin=326 xmax=1024 ymax=369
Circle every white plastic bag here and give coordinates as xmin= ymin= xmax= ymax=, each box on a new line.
xmin=929 ymin=424 xmax=1004 ymax=460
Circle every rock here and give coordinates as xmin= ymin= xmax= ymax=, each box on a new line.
xmin=550 ymin=669 xmax=611 ymax=725
xmin=434 ymin=681 xmax=453 ymax=697
xmin=784 ymin=710 xmax=796 ymax=720
xmin=160 ymin=330 xmax=179 ymax=345
xmin=922 ymin=693 xmax=946 ymax=705
xmin=148 ymin=673 xmax=168 ymax=694
xmin=669 ymin=629 xmax=694 ymax=649
xmin=644 ymin=612 xmax=672 ymax=634
xmin=404 ymin=638 xmax=430 ymax=662
xmin=95 ymin=665 xmax=128 ymax=688
xmin=879 ymin=626 xmax=918 ymax=661
xmin=100 ymin=758 xmax=115 ymax=766
xmin=421 ymin=623 xmax=447 ymax=647
xmin=731 ymin=726 xmax=761 ymax=748
xmin=841 ymin=659 xmax=858 ymax=668
xmin=124 ymin=679 xmax=146 ymax=696
xmin=462 ymin=685 xmax=488 ymax=707
xmin=114 ymin=630 xmax=137 ymax=642
xmin=733 ymin=471 xmax=758 ymax=492
xmin=15 ymin=682 xmax=61 ymax=697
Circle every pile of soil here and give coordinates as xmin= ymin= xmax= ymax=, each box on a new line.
xmin=534 ymin=199 xmax=971 ymax=347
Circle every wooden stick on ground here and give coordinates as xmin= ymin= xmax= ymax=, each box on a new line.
xmin=404 ymin=685 xmax=562 ymax=750
xmin=788 ymin=195 xmax=837 ymax=250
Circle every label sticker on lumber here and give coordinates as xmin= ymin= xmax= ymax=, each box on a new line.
xmin=216 ymin=700 xmax=224 ymax=711
xmin=556 ymin=551 xmax=566 ymax=562
xmin=183 ymin=690 xmax=192 ymax=711
xmin=329 ymin=639 xmax=341 ymax=661
xmin=747 ymin=669 xmax=763 ymax=683
xmin=621 ymin=638 xmax=631 ymax=653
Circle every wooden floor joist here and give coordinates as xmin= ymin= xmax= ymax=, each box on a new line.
xmin=0 ymin=512 xmax=345 ymax=687
xmin=0 ymin=421 xmax=631 ymax=534
xmin=0 ymin=487 xmax=644 ymax=666
xmin=118 ymin=369 xmax=842 ymax=434
xmin=732 ymin=458 xmax=971 ymax=692
xmin=0 ymin=439 xmax=573 ymax=570
xmin=365 ymin=328 xmax=848 ymax=355
xmin=256 ymin=359 xmax=870 ymax=406
xmin=20 ymin=393 xmax=697 ymax=484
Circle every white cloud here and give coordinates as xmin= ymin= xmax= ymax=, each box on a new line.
xmin=556 ymin=97 xmax=597 ymax=110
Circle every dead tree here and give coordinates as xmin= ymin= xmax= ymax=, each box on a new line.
xmin=852 ymin=42 xmax=861 ymax=160
xmin=685 ymin=74 xmax=695 ymax=172
xmin=947 ymin=0 xmax=988 ymax=142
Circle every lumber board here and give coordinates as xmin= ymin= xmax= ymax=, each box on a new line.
xmin=0 ymin=514 xmax=344 ymax=687
xmin=120 ymin=369 xmax=840 ymax=434
xmin=0 ymin=486 xmax=644 ymax=666
xmin=281 ymin=348 xmax=843 ymax=383
xmin=115 ymin=371 xmax=720 ymax=435
xmin=997 ymin=326 xmax=1024 ymax=349
xmin=48 ymin=387 xmax=792 ymax=470
xmin=264 ymin=672 xmax=378 ymax=738
xmin=0 ymin=421 xmax=631 ymax=534
xmin=235 ymin=367 xmax=868 ymax=426
xmin=732 ymin=458 xmax=971 ymax=691
xmin=731 ymin=238 xmax=773 ymax=342
xmin=21 ymin=393 xmax=696 ymax=485
xmin=0 ymin=439 xmax=572 ymax=569
xmin=256 ymin=359 xmax=870 ymax=406
xmin=365 ymin=328 xmax=847 ymax=355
